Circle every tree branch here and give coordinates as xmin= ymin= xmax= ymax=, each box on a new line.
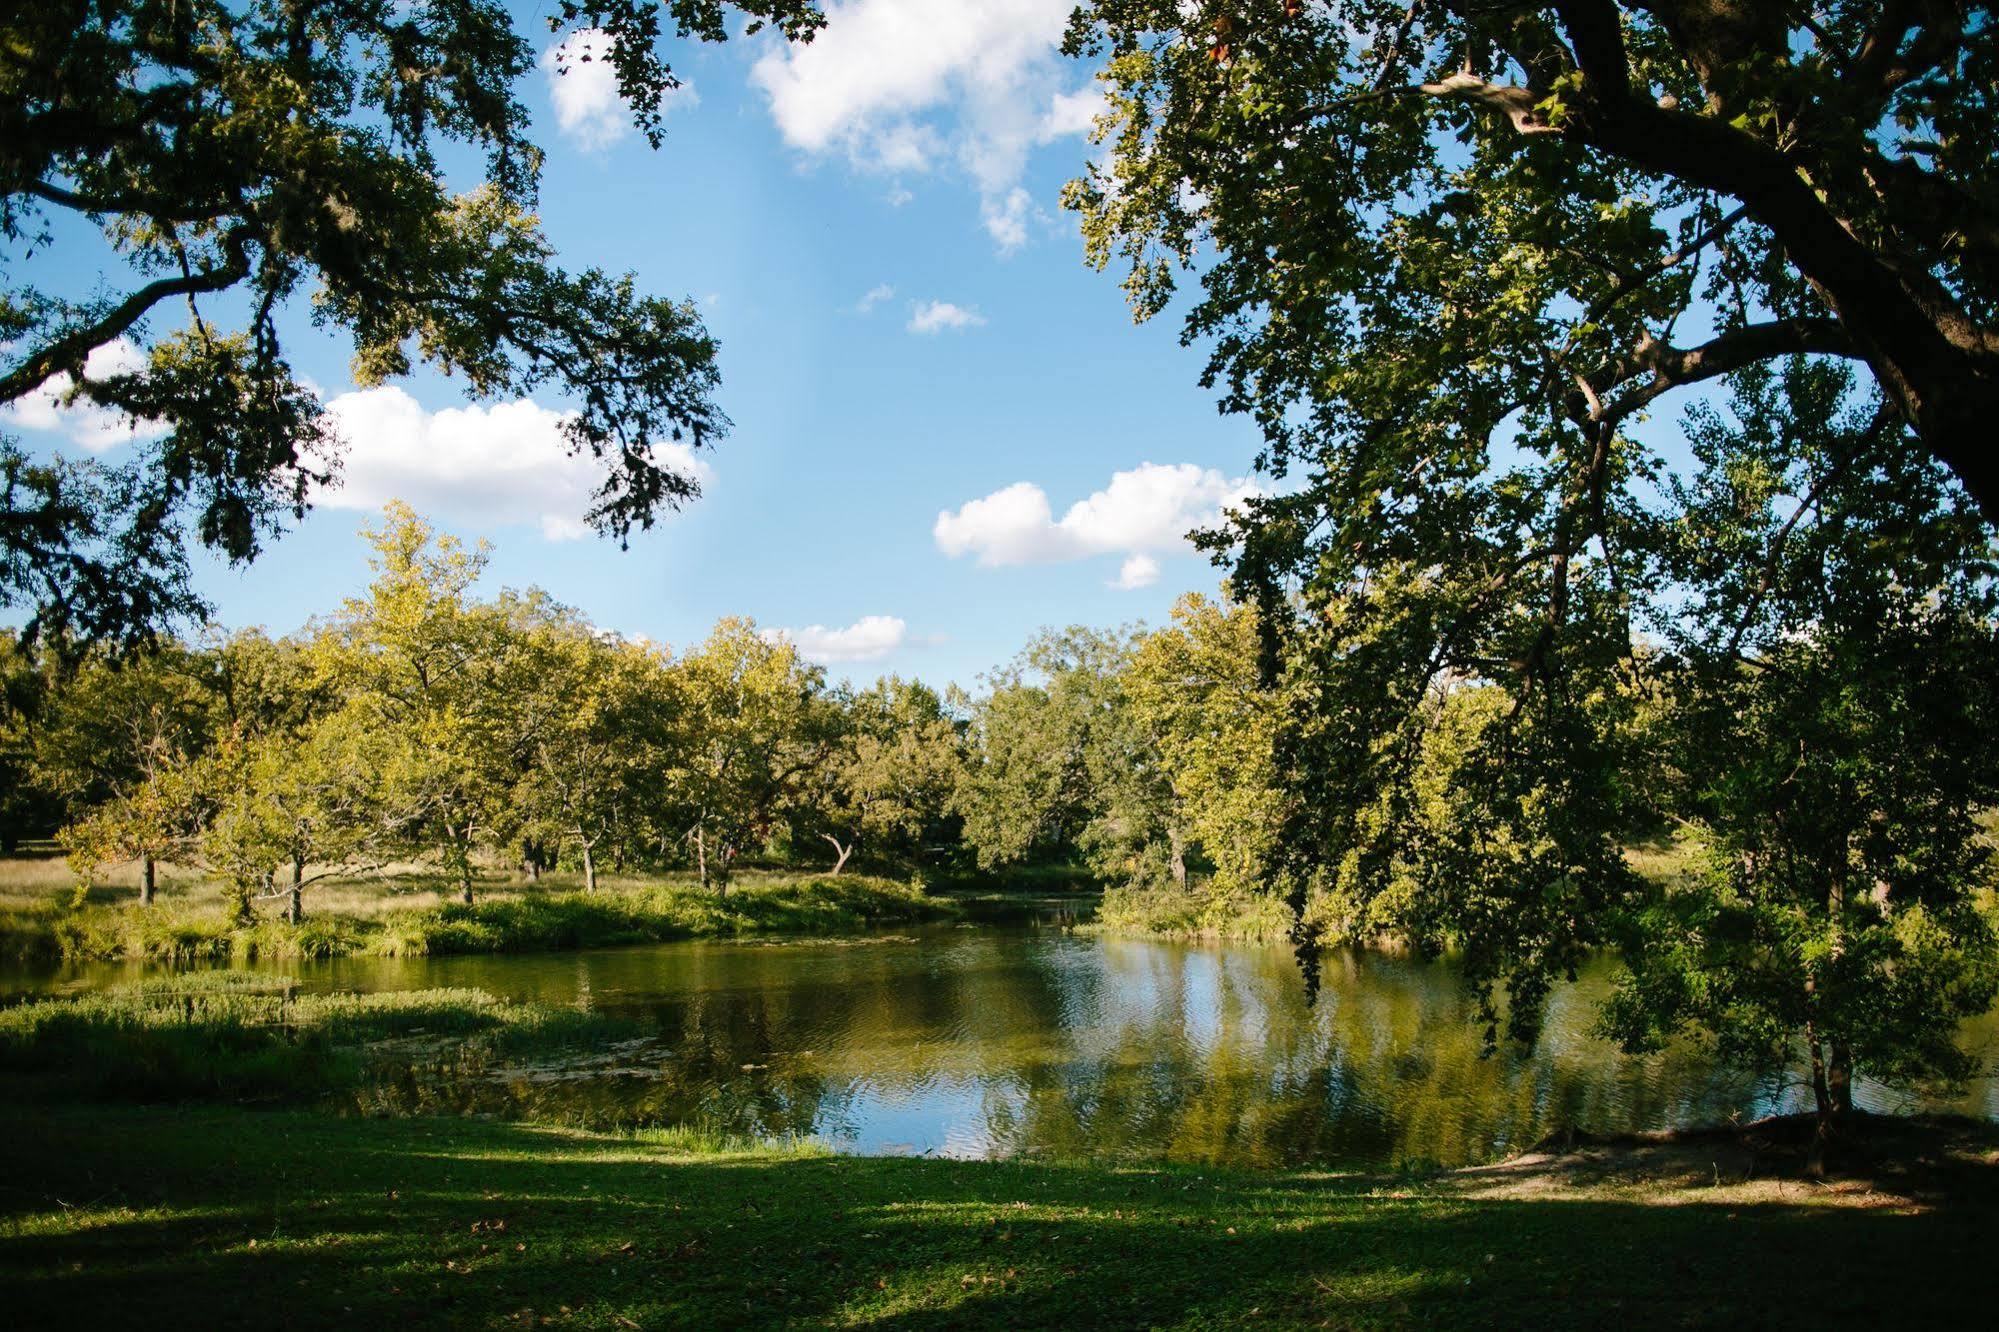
xmin=0 ymin=238 xmax=250 ymax=404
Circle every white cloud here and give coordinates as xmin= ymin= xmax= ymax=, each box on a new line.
xmin=1041 ymin=87 xmax=1106 ymax=140
xmin=749 ymin=0 xmax=1098 ymax=250
xmin=934 ymin=462 xmax=1255 ymax=582
xmin=856 ymin=282 xmax=895 ymax=313
xmin=318 ymin=385 xmax=710 ymax=541
xmin=1 ymin=339 xmax=166 ymax=452
xmin=771 ymin=614 xmax=908 ymax=664
xmin=542 ymin=28 xmax=696 ymax=150
xmin=907 ymin=300 xmax=986 ymax=335
xmin=982 ymin=186 xmax=1039 ymax=254
xmin=885 ymin=185 xmax=914 ymax=207
xmin=1113 ymin=554 xmax=1161 ymax=590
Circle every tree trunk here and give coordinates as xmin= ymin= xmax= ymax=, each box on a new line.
xmin=821 ymin=833 xmax=852 ymax=875
xmin=140 ymin=852 xmax=156 ymax=907
xmin=582 ymin=841 xmax=597 ymax=895
xmin=1805 ymin=1022 xmax=1845 ymax=1177
xmin=1168 ymin=826 xmax=1188 ymax=892
xmin=695 ymin=826 xmax=708 ymax=889
xmin=1827 ymin=1041 xmax=1854 ymax=1122
xmin=287 ymin=854 xmax=304 ymax=925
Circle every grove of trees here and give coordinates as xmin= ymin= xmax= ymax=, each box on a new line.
xmin=0 ymin=505 xmax=1293 ymax=922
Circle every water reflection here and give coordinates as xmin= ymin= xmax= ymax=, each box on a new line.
xmin=18 ymin=926 xmax=1998 ymax=1167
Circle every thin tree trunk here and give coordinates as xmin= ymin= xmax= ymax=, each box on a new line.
xmin=821 ymin=833 xmax=852 ymax=875
xmin=582 ymin=841 xmax=597 ymax=895
xmin=1169 ymin=826 xmax=1188 ymax=892
xmin=287 ymin=854 xmax=304 ymax=925
xmin=457 ymin=832 xmax=474 ymax=906
xmin=140 ymin=852 xmax=156 ymax=907
xmin=1827 ymin=1041 xmax=1854 ymax=1121
xmin=1806 ymin=1021 xmax=1835 ymax=1177
xmin=695 ymin=826 xmax=708 ymax=889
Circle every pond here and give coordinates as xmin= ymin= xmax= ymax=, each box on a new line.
xmin=16 ymin=923 xmax=1999 ymax=1168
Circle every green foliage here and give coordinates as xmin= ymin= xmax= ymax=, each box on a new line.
xmin=669 ymin=617 xmax=836 ymax=886
xmin=1598 ymin=364 xmax=1999 ymax=1115
xmin=804 ymin=676 xmax=964 ymax=872
xmin=1 ymin=0 xmax=823 ymax=646
xmin=1066 ymin=4 xmax=1999 ymax=1117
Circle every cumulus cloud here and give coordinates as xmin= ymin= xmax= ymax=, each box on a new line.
xmin=749 ymin=0 xmax=1099 ymax=250
xmin=1113 ymin=554 xmax=1161 ymax=590
xmin=934 ymin=462 xmax=1254 ymax=583
xmin=542 ymin=28 xmax=696 ymax=150
xmin=907 ymin=300 xmax=986 ymax=335
xmin=319 ymin=385 xmax=709 ymax=541
xmin=856 ymin=282 xmax=895 ymax=313
xmin=0 ymin=339 xmax=166 ymax=452
xmin=770 ymin=614 xmax=908 ymax=664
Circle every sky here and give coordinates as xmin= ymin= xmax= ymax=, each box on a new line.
xmin=3 ymin=1 xmax=1275 ymax=691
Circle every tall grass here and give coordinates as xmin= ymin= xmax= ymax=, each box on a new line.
xmin=0 ymin=972 xmax=641 ymax=1101
xmin=0 ymin=866 xmax=955 ymax=965
xmin=1088 ymin=884 xmax=1297 ymax=943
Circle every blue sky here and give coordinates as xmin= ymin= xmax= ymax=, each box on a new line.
xmin=4 ymin=2 xmax=1272 ymax=691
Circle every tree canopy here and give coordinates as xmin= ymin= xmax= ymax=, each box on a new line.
xmin=1 ymin=0 xmax=822 ymax=648
xmin=1066 ymin=3 xmax=1999 ymax=1146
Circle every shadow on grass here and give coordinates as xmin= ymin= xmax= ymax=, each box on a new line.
xmin=1 ymin=1106 xmax=1993 ymax=1329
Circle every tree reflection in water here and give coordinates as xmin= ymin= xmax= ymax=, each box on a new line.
xmin=317 ymin=927 xmax=1997 ymax=1168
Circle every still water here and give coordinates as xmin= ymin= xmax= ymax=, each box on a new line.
xmin=22 ymin=924 xmax=1999 ymax=1167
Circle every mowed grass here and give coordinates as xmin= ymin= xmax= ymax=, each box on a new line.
xmin=0 ymin=1104 xmax=1993 ymax=1330
xmin=0 ymin=852 xmax=956 ymax=964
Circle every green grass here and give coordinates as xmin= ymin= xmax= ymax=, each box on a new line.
xmin=0 ymin=973 xmax=643 ymax=1102
xmin=0 ymin=1104 xmax=1992 ymax=1329
xmin=0 ymin=867 xmax=956 ymax=965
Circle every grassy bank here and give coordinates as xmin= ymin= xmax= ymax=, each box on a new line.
xmin=0 ymin=973 xmax=643 ymax=1102
xmin=0 ymin=862 xmax=956 ymax=965
xmin=0 ymin=1104 xmax=1992 ymax=1329
xmin=1088 ymin=884 xmax=1297 ymax=943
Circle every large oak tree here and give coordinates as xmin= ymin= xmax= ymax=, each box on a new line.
xmin=1 ymin=0 xmax=821 ymax=647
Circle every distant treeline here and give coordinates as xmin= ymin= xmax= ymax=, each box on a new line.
xmin=0 ymin=503 xmax=1286 ymax=921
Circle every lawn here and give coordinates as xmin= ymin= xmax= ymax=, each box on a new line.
xmin=0 ymin=1104 xmax=1992 ymax=1329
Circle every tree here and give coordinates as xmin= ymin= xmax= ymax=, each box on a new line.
xmin=1124 ymin=594 xmax=1286 ymax=901
xmin=1599 ymin=361 xmax=1999 ymax=1160
xmin=0 ymin=631 xmax=62 ymax=851
xmin=1066 ymin=3 xmax=1999 ymax=1051
xmin=667 ymin=618 xmax=833 ymax=891
xmin=312 ymin=503 xmax=511 ymax=904
xmin=806 ymin=677 xmax=962 ymax=874
xmin=43 ymin=640 xmax=218 ymax=903
xmin=1067 ymin=2 xmax=1999 ymax=519
xmin=494 ymin=595 xmax=679 ymax=893
xmin=1 ymin=0 xmax=824 ymax=647
xmin=954 ymin=627 xmax=1181 ymax=886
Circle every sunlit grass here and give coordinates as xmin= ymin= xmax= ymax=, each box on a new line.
xmin=0 ymin=854 xmax=955 ymax=964
xmin=0 ymin=1104 xmax=1991 ymax=1328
